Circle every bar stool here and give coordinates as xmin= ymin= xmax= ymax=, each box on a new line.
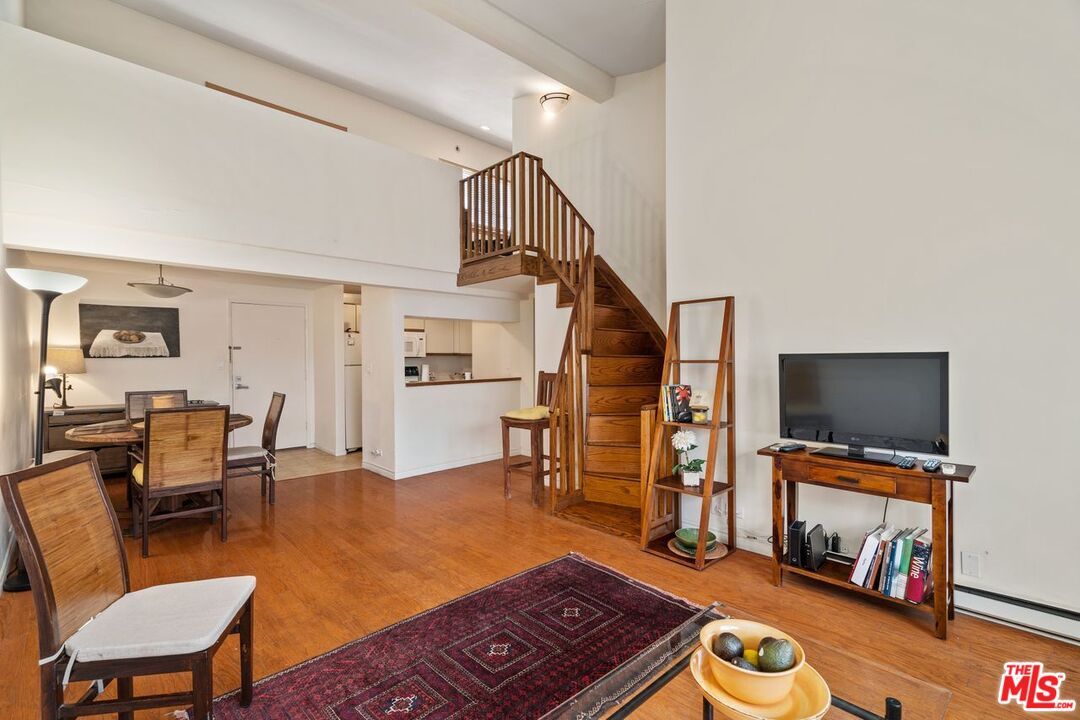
xmin=500 ymin=371 xmax=556 ymax=507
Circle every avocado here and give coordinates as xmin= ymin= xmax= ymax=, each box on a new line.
xmin=730 ymin=656 xmax=758 ymax=672
xmin=758 ymin=638 xmax=797 ymax=673
xmin=758 ymin=636 xmax=777 ymax=654
xmin=712 ymin=632 xmax=744 ymax=661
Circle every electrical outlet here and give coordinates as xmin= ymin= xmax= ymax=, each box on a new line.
xmin=960 ymin=551 xmax=982 ymax=578
xmin=840 ymin=545 xmax=851 ymax=554
xmin=369 ymin=448 xmax=383 ymax=457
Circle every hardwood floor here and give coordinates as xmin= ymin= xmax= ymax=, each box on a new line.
xmin=1 ymin=458 xmax=1076 ymax=718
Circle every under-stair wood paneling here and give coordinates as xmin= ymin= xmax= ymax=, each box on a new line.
xmin=593 ymin=305 xmax=640 ymax=330
xmin=584 ymin=444 xmax=640 ymax=477
xmin=589 ymin=356 xmax=665 ymax=386
xmin=586 ymin=414 xmax=641 ymax=444
xmin=593 ymin=329 xmax=657 ymax=356
xmin=583 ymin=473 xmax=641 ymax=507
xmin=558 ymin=282 xmax=619 ymax=308
xmin=588 ymin=385 xmax=660 ymax=414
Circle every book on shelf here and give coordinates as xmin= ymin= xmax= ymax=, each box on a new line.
xmin=662 ymin=384 xmax=692 ymax=422
xmin=848 ymin=524 xmax=932 ymax=604
xmin=848 ymin=523 xmax=887 ymax=586
xmin=905 ymin=537 xmax=933 ymax=604
xmin=892 ymin=528 xmax=926 ymax=599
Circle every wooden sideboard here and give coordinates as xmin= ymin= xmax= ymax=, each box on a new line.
xmin=44 ymin=405 xmax=128 ymax=476
xmin=758 ymin=445 xmax=974 ymax=639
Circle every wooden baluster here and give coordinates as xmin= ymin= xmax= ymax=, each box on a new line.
xmin=517 ymin=154 xmax=526 ymax=254
xmin=528 ymin=158 xmax=537 ymax=252
xmin=494 ymin=162 xmax=503 ymax=253
xmin=459 ymin=179 xmax=465 ymax=262
xmin=471 ymin=176 xmax=478 ymax=259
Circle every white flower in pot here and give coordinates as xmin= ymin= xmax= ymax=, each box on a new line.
xmin=671 ymin=430 xmax=704 ymax=487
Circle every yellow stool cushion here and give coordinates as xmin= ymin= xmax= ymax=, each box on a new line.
xmin=504 ymin=405 xmax=550 ymax=421
xmin=131 ymin=462 xmax=144 ymax=485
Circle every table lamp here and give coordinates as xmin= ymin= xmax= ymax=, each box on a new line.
xmin=45 ymin=346 xmax=87 ymax=409
xmin=3 ymin=268 xmax=86 ymax=593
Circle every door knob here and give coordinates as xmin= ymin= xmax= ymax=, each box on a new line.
xmin=235 ymin=383 xmax=250 ymax=390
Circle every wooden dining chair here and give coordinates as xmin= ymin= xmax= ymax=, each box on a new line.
xmin=0 ymin=451 xmax=254 ymax=720
xmin=130 ymin=405 xmax=229 ymax=557
xmin=500 ymin=371 xmax=557 ymax=507
xmin=124 ymin=389 xmax=188 ymax=421
xmin=228 ymin=392 xmax=286 ymax=504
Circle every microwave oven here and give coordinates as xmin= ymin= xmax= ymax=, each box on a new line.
xmin=404 ymin=331 xmax=426 ymax=358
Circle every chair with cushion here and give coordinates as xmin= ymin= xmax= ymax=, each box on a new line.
xmin=130 ymin=405 xmax=229 ymax=557
xmin=228 ymin=392 xmax=286 ymax=504
xmin=123 ymin=389 xmax=189 ymax=505
xmin=0 ymin=451 xmax=253 ymax=720
xmin=500 ymin=371 xmax=557 ymax=507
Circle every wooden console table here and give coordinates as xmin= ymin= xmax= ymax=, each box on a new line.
xmin=758 ymin=446 xmax=974 ymax=639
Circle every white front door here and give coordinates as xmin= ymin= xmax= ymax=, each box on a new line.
xmin=229 ymin=302 xmax=308 ymax=449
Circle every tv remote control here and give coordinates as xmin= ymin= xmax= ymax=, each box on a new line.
xmin=897 ymin=456 xmax=916 ymax=470
xmin=922 ymin=458 xmax=942 ymax=472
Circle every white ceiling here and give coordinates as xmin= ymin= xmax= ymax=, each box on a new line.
xmin=487 ymin=0 xmax=665 ymax=77
xmin=112 ymin=0 xmax=563 ymax=145
xmin=112 ymin=0 xmax=665 ymax=146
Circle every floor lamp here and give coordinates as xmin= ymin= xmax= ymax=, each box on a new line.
xmin=3 ymin=268 xmax=87 ymax=593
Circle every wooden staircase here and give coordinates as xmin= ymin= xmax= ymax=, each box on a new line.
xmin=457 ymin=152 xmax=664 ymax=538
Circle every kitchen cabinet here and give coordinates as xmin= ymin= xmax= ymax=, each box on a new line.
xmin=405 ymin=316 xmax=425 ymax=331
xmin=454 ymin=320 xmax=473 ymax=354
xmin=426 ymin=319 xmax=456 ymax=354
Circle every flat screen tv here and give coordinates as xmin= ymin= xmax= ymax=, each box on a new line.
xmin=779 ymin=352 xmax=949 ymax=456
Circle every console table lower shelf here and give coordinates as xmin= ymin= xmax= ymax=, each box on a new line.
xmin=759 ymin=445 xmax=975 ymax=640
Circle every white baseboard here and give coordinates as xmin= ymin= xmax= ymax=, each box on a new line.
xmin=392 ymin=449 xmax=518 ymax=480
xmin=362 ymin=460 xmax=395 ymax=479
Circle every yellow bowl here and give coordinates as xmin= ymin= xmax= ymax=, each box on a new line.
xmin=700 ymin=619 xmax=806 ymax=705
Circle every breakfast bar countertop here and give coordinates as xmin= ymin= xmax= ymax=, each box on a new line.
xmin=405 ymin=377 xmax=521 ymax=387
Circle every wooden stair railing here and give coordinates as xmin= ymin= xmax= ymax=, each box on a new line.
xmin=461 ymin=152 xmax=595 ymax=340
xmin=546 ymin=250 xmax=593 ymax=512
xmin=462 ymin=154 xmax=665 ymax=538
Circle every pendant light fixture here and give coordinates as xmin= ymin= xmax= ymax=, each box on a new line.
xmin=127 ymin=264 xmax=192 ymax=298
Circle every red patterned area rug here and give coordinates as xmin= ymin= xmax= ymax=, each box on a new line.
xmin=211 ymin=554 xmax=702 ymax=719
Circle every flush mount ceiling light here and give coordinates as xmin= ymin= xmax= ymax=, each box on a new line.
xmin=480 ymin=124 xmax=491 ymax=131
xmin=539 ymin=92 xmax=570 ymax=115
xmin=127 ymin=264 xmax=192 ymax=298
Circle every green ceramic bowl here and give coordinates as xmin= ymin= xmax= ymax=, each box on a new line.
xmin=675 ymin=538 xmax=717 ymax=555
xmin=675 ymin=528 xmax=717 ymax=551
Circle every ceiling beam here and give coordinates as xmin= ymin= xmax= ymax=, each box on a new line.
xmin=413 ymin=0 xmax=615 ymax=102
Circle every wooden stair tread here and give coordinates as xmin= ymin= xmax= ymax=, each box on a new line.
xmin=554 ymin=501 xmax=639 ymax=539
xmin=585 ymin=440 xmax=639 ymax=448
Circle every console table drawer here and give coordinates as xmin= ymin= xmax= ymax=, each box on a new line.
xmin=808 ymin=466 xmax=896 ymax=494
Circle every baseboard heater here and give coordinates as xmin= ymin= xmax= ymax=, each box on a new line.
xmin=956 ymin=584 xmax=1079 ymax=643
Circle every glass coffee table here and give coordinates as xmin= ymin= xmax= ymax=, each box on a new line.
xmin=544 ymin=605 xmax=951 ymax=720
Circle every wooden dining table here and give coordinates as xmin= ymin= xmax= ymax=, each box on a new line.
xmin=64 ymin=413 xmax=254 ymax=446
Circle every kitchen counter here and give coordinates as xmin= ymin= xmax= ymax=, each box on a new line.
xmin=405 ymin=377 xmax=521 ymax=387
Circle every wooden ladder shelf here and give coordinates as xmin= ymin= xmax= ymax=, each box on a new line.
xmin=640 ymin=296 xmax=736 ymax=570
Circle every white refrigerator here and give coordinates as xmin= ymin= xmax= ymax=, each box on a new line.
xmin=345 ymin=327 xmax=363 ymax=451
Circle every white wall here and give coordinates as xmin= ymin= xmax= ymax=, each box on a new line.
xmin=667 ymin=0 xmax=1080 ymax=610
xmin=313 ymin=284 xmax=345 ymax=456
xmin=17 ymin=253 xmax=329 ymax=449
xmin=0 ymin=247 xmax=34 ymax=589
xmin=0 ymin=24 xmax=517 ymax=300
xmin=24 ymin=0 xmax=507 ymax=170
xmin=361 ymin=285 xmax=525 ymax=479
xmin=513 ymin=65 xmax=667 ymax=322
